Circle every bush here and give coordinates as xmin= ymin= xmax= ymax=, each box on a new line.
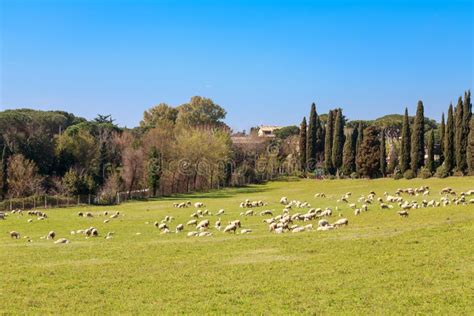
xmin=452 ymin=170 xmax=464 ymax=177
xmin=350 ymin=172 xmax=359 ymax=179
xmin=435 ymin=165 xmax=449 ymax=178
xmin=392 ymin=167 xmax=403 ymax=180
xmin=418 ymin=167 xmax=432 ymax=179
xmin=403 ymin=169 xmax=415 ymax=180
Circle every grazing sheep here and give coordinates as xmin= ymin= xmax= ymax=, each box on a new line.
xmin=354 ymin=209 xmax=361 ymax=216
xmin=27 ymin=219 xmax=33 ymax=223
xmin=215 ymin=219 xmax=222 ymax=231
xmin=240 ymin=229 xmax=252 ymax=234
xmin=198 ymin=232 xmax=212 ymax=237
xmin=0 ymin=212 xmax=5 ymax=220
xmin=54 ymin=238 xmax=69 ymax=244
xmin=47 ymin=231 xmax=56 ymax=240
xmin=85 ymin=212 xmax=93 ymax=218
xmin=292 ymin=226 xmax=305 ymax=233
xmin=260 ymin=210 xmax=273 ymax=216
xmin=216 ymin=209 xmax=225 ymax=216
xmin=105 ymin=232 xmax=114 ymax=239
xmin=110 ymin=212 xmax=120 ymax=219
xmin=244 ymin=209 xmax=254 ymax=216
xmin=187 ymin=231 xmax=198 ymax=237
xmin=230 ymin=220 xmax=242 ymax=228
xmin=223 ymin=223 xmax=237 ymax=233
xmin=349 ymin=203 xmax=356 ymax=209
xmin=280 ymin=197 xmax=288 ymax=205
xmin=333 ymin=218 xmax=349 ymax=227
xmin=175 ymin=224 xmax=184 ymax=233
xmin=318 ymin=219 xmax=329 ymax=227
xmin=317 ymin=225 xmax=335 ymax=231
xmin=10 ymin=231 xmax=20 ymax=239
xmin=158 ymin=223 xmax=168 ymax=231
xmin=78 ymin=212 xmax=84 ymax=217
xmin=194 ymin=202 xmax=204 ymax=208
xmin=104 ymin=219 xmax=110 ymax=224
xmin=187 ymin=219 xmax=197 ymax=226
xmin=398 ymin=210 xmax=409 ymax=217
xmin=196 ymin=219 xmax=210 ymax=230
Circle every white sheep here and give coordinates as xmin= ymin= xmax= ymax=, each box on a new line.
xmin=175 ymin=224 xmax=184 ymax=233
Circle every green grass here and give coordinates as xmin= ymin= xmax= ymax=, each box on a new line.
xmin=1 ymin=177 xmax=474 ymax=314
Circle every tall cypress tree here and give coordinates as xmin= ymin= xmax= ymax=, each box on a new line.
xmin=147 ymin=147 xmax=162 ymax=197
xmin=342 ymin=129 xmax=356 ymax=175
xmin=444 ymin=103 xmax=455 ymax=173
xmin=454 ymin=96 xmax=465 ymax=172
xmin=411 ymin=100 xmax=425 ymax=173
xmin=463 ymin=90 xmax=472 ymax=171
xmin=426 ymin=129 xmax=435 ymax=173
xmin=439 ymin=113 xmax=445 ymax=165
xmin=468 ymin=118 xmax=474 ymax=174
xmin=306 ymin=103 xmax=317 ymax=171
xmin=400 ymin=108 xmax=411 ymax=173
xmin=324 ymin=110 xmax=335 ymax=174
xmin=299 ymin=117 xmax=307 ymax=172
xmin=332 ymin=108 xmax=344 ymax=171
xmin=380 ymin=129 xmax=386 ymax=177
xmin=355 ymin=122 xmax=363 ymax=173
xmin=315 ymin=111 xmax=324 ymax=163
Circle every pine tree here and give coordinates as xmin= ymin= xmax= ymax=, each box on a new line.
xmin=342 ymin=129 xmax=356 ymax=175
xmin=332 ymin=108 xmax=345 ymax=171
xmin=444 ymin=103 xmax=455 ymax=173
xmin=356 ymin=126 xmax=381 ymax=178
xmin=454 ymin=96 xmax=465 ymax=172
xmin=306 ymin=103 xmax=317 ymax=171
xmin=426 ymin=130 xmax=435 ymax=173
xmin=439 ymin=113 xmax=445 ymax=165
xmin=400 ymin=108 xmax=411 ymax=173
xmin=299 ymin=117 xmax=307 ymax=172
xmin=324 ymin=110 xmax=335 ymax=174
xmin=411 ymin=100 xmax=425 ymax=173
xmin=380 ymin=129 xmax=386 ymax=177
xmin=355 ymin=122 xmax=363 ymax=173
xmin=147 ymin=147 xmax=162 ymax=196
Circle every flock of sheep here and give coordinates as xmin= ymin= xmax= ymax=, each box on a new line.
xmin=2 ymin=186 xmax=473 ymax=244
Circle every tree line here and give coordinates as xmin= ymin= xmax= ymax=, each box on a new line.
xmin=0 ymin=90 xmax=472 ymax=202
xmin=299 ymin=90 xmax=473 ymax=178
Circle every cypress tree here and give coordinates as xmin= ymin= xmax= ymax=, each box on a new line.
xmin=439 ymin=113 xmax=445 ymax=165
xmin=342 ymin=129 xmax=356 ymax=175
xmin=454 ymin=96 xmax=465 ymax=172
xmin=387 ymin=144 xmax=399 ymax=174
xmin=444 ymin=103 xmax=455 ymax=173
xmin=147 ymin=147 xmax=162 ymax=197
xmin=426 ymin=129 xmax=435 ymax=173
xmin=324 ymin=110 xmax=335 ymax=174
xmin=315 ymin=111 xmax=324 ymax=163
xmin=299 ymin=117 xmax=307 ymax=172
xmin=411 ymin=100 xmax=425 ymax=173
xmin=400 ymin=108 xmax=411 ymax=173
xmin=355 ymin=122 xmax=363 ymax=173
xmin=306 ymin=103 xmax=317 ymax=171
xmin=332 ymin=108 xmax=345 ymax=170
xmin=380 ymin=129 xmax=386 ymax=177
xmin=463 ymin=90 xmax=472 ymax=171
xmin=356 ymin=126 xmax=381 ymax=178
xmin=468 ymin=118 xmax=474 ymax=174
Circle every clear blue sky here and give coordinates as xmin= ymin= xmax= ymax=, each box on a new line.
xmin=0 ymin=0 xmax=472 ymax=131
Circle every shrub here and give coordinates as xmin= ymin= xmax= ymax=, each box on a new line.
xmin=418 ymin=167 xmax=432 ymax=179
xmin=403 ymin=169 xmax=415 ymax=180
xmin=350 ymin=172 xmax=359 ymax=179
xmin=435 ymin=165 xmax=449 ymax=178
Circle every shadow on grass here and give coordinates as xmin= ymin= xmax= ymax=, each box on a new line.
xmin=148 ymin=185 xmax=276 ymax=202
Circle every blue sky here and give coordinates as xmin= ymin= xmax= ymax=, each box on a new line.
xmin=0 ymin=0 xmax=472 ymax=131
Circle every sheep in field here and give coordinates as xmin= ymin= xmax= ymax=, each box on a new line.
xmin=215 ymin=219 xmax=222 ymax=231
xmin=187 ymin=219 xmax=197 ymax=226
xmin=54 ymin=238 xmax=70 ymax=244
xmin=398 ymin=210 xmax=409 ymax=218
xmin=216 ymin=209 xmax=225 ymax=216
xmin=333 ymin=218 xmax=349 ymax=228
xmin=175 ymin=224 xmax=184 ymax=233
xmin=47 ymin=231 xmax=56 ymax=240
xmin=10 ymin=231 xmax=20 ymax=239
xmin=223 ymin=223 xmax=237 ymax=233
xmin=240 ymin=229 xmax=252 ymax=234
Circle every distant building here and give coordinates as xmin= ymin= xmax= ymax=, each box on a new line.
xmin=257 ymin=125 xmax=282 ymax=137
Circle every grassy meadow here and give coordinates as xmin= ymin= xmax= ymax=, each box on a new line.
xmin=1 ymin=177 xmax=474 ymax=314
